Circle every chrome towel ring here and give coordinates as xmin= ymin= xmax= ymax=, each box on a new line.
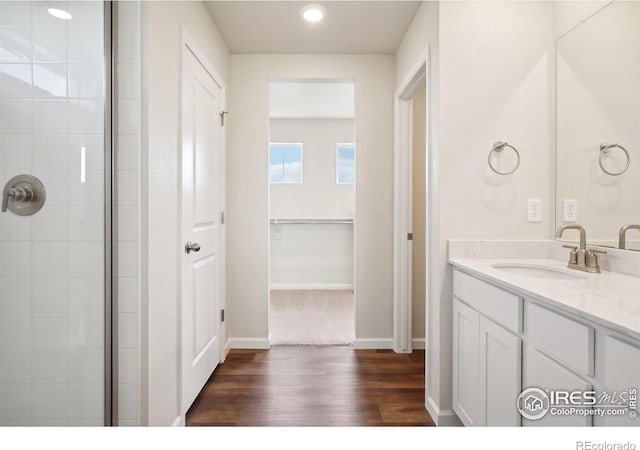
xmin=488 ymin=141 xmax=520 ymax=175
xmin=599 ymin=143 xmax=630 ymax=176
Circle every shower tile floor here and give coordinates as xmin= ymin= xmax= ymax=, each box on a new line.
xmin=269 ymin=290 xmax=355 ymax=345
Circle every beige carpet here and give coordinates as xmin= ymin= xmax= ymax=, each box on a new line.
xmin=270 ymin=290 xmax=355 ymax=345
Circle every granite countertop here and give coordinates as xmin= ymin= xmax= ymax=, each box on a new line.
xmin=449 ymin=257 xmax=640 ymax=341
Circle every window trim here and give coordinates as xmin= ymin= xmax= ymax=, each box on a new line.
xmin=269 ymin=142 xmax=304 ymax=184
xmin=336 ymin=142 xmax=355 ymax=184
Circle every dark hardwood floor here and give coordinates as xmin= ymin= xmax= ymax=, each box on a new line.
xmin=186 ymin=346 xmax=435 ymax=426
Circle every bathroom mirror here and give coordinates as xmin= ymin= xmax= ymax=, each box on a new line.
xmin=555 ymin=1 xmax=640 ymax=251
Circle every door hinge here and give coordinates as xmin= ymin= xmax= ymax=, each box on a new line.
xmin=221 ymin=309 xmax=225 ymax=323
xmin=407 ymin=232 xmax=413 ymax=241
xmin=221 ymin=211 xmax=224 ymax=224
xmin=220 ymin=111 xmax=228 ymax=126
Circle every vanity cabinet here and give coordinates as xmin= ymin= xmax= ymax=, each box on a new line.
xmin=453 ymin=271 xmax=522 ymax=426
xmin=452 ymin=266 xmax=640 ymax=427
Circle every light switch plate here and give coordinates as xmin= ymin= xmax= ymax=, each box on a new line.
xmin=528 ymin=199 xmax=542 ymax=223
xmin=563 ymin=199 xmax=577 ymax=222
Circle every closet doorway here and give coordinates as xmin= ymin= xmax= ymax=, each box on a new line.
xmin=268 ymin=80 xmax=356 ymax=345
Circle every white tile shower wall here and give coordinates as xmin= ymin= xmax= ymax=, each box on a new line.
xmin=0 ymin=0 xmax=106 ymax=426
xmin=116 ymin=0 xmax=141 ymax=426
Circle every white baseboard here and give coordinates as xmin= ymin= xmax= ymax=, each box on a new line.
xmin=270 ymin=283 xmax=353 ymax=290
xmin=228 ymin=337 xmax=419 ymax=352
xmin=224 ymin=338 xmax=232 ymax=358
xmin=427 ymin=396 xmax=462 ymax=427
xmin=171 ymin=415 xmax=184 ymax=427
xmin=227 ymin=337 xmax=271 ymax=350
xmin=354 ymin=338 xmax=394 ymax=349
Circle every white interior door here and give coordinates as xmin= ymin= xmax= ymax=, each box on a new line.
xmin=181 ymin=44 xmax=223 ymax=413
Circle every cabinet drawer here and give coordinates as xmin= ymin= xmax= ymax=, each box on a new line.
xmin=454 ymin=269 xmax=522 ymax=333
xmin=526 ymin=302 xmax=594 ymax=377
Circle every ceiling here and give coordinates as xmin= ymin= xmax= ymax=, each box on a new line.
xmin=204 ymin=1 xmax=421 ymax=54
xmin=270 ymin=80 xmax=354 ymax=118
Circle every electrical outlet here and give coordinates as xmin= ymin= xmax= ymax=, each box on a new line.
xmin=563 ymin=199 xmax=577 ymax=222
xmin=528 ymin=199 xmax=542 ymax=223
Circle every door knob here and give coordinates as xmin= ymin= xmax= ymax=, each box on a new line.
xmin=2 ymin=174 xmax=46 ymax=216
xmin=185 ymin=242 xmax=201 ymax=254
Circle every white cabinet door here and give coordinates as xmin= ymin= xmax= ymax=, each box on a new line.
xmin=453 ymin=299 xmax=482 ymax=426
xmin=454 ymin=298 xmax=523 ymax=426
xmin=601 ymin=336 xmax=640 ymax=426
xmin=480 ymin=316 xmax=522 ymax=426
xmin=523 ymin=346 xmax=592 ymax=426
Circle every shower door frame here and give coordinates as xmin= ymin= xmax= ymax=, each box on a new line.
xmin=104 ymin=0 xmax=116 ymax=427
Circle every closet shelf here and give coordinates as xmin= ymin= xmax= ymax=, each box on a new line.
xmin=269 ymin=218 xmax=354 ymax=224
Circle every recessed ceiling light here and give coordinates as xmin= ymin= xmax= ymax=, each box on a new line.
xmin=300 ymin=4 xmax=326 ymax=23
xmin=48 ymin=8 xmax=72 ymax=20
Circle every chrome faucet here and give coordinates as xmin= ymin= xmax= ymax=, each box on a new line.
xmin=619 ymin=224 xmax=640 ymax=250
xmin=556 ymin=224 xmax=606 ymax=273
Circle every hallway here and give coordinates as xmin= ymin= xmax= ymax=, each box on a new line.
xmin=186 ymin=347 xmax=433 ymax=426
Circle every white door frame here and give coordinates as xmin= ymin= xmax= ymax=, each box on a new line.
xmin=178 ymin=28 xmax=226 ymax=418
xmin=393 ymin=49 xmax=429 ymax=354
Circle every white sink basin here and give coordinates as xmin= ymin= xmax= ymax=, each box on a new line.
xmin=491 ymin=263 xmax=586 ymax=281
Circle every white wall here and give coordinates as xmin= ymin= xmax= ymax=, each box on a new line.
xmin=269 ymin=118 xmax=354 ymax=288
xmin=270 ymin=81 xmax=354 ymax=119
xmin=141 ymin=0 xmax=229 ymax=426
xmin=269 ymin=118 xmax=355 ymax=218
xmin=395 ymin=1 xmax=555 ymax=424
xmin=227 ymin=54 xmax=395 ymax=346
xmin=270 ymin=223 xmax=354 ymax=288
xmin=395 ymin=1 xmax=439 ymax=95
xmin=553 ymin=1 xmax=610 ymax=38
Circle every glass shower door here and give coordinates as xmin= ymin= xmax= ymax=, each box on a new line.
xmin=0 ymin=1 xmax=108 ymax=425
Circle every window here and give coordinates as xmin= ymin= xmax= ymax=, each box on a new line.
xmin=336 ymin=143 xmax=355 ymax=184
xmin=269 ymin=143 xmax=303 ymax=184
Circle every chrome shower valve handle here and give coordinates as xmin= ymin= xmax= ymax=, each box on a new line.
xmin=1 ymin=174 xmax=46 ymax=216
xmin=7 ymin=186 xmax=34 ymax=203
